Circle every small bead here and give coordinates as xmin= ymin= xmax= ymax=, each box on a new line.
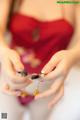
xmin=20 ymin=92 xmax=28 ymax=97
xmin=17 ymin=70 xmax=28 ymax=76
xmin=33 ymin=89 xmax=40 ymax=96
xmin=31 ymin=74 xmax=40 ymax=79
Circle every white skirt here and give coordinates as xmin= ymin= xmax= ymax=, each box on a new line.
xmin=0 ymin=66 xmax=80 ymax=120
xmin=24 ymin=66 xmax=80 ymax=120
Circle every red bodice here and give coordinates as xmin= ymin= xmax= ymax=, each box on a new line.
xmin=9 ymin=13 xmax=74 ymax=73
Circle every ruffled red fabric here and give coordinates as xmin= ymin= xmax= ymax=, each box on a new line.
xmin=9 ymin=13 xmax=74 ymax=73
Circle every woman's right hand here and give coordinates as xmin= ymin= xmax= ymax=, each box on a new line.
xmin=0 ymin=43 xmax=32 ymax=96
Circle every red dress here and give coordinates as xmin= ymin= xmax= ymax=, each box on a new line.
xmin=9 ymin=13 xmax=74 ymax=74
xmin=9 ymin=13 xmax=74 ymax=105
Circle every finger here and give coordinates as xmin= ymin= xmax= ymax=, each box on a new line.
xmin=6 ymin=79 xmax=31 ymax=90
xmin=0 ymin=71 xmax=32 ymax=94
xmin=2 ymin=59 xmax=31 ymax=84
xmin=35 ymin=89 xmax=54 ymax=99
xmin=9 ymin=50 xmax=24 ymax=71
xmin=2 ymin=84 xmax=21 ymax=96
xmin=48 ymin=85 xmax=64 ymax=109
xmin=44 ymin=60 xmax=66 ymax=81
xmin=44 ymin=70 xmax=64 ymax=81
xmin=35 ymin=78 xmax=62 ymax=99
xmin=2 ymin=59 xmax=16 ymax=80
xmin=41 ymin=53 xmax=61 ymax=74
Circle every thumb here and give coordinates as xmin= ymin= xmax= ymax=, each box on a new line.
xmin=41 ymin=54 xmax=60 ymax=74
xmin=10 ymin=52 xmax=24 ymax=72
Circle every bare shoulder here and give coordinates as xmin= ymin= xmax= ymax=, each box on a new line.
xmin=62 ymin=0 xmax=76 ymax=26
xmin=75 ymin=0 xmax=80 ymax=20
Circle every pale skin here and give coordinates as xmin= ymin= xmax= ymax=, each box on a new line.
xmin=0 ymin=0 xmax=80 ymax=108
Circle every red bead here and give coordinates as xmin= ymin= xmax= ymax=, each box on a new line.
xmin=17 ymin=95 xmax=34 ymax=106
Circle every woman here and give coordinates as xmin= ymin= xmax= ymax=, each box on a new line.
xmin=0 ymin=0 xmax=80 ymax=120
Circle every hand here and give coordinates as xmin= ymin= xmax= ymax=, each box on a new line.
xmin=35 ymin=50 xmax=78 ymax=108
xmin=0 ymin=44 xmax=32 ymax=96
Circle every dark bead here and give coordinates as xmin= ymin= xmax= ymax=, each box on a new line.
xmin=17 ymin=70 xmax=28 ymax=76
xmin=31 ymin=74 xmax=40 ymax=79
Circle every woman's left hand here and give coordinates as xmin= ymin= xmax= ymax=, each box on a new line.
xmin=35 ymin=49 xmax=78 ymax=108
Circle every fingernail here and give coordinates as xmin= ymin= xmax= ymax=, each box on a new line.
xmin=40 ymin=73 xmax=45 ymax=77
xmin=41 ymin=70 xmax=48 ymax=75
xmin=41 ymin=70 xmax=45 ymax=74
